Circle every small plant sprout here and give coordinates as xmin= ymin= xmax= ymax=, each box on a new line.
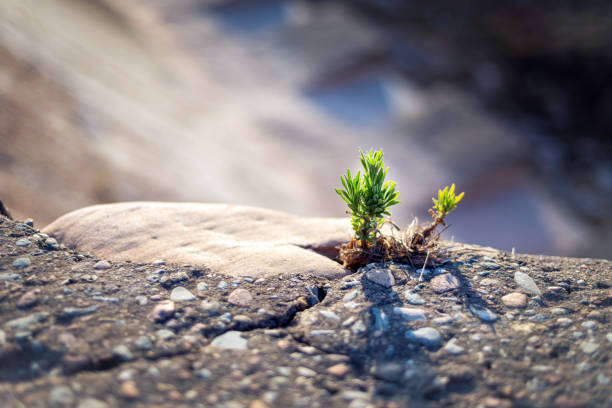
xmin=432 ymin=184 xmax=464 ymax=222
xmin=408 ymin=183 xmax=465 ymax=248
xmin=335 ymin=148 xmax=400 ymax=247
xmin=335 ymin=150 xmax=465 ymax=271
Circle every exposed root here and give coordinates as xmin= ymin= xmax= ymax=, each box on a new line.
xmin=338 ymin=218 xmax=450 ymax=271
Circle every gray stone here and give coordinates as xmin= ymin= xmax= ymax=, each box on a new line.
xmin=529 ymin=314 xmax=549 ymax=323
xmin=210 ymin=331 xmax=248 ymax=350
xmin=431 ymin=273 xmax=461 ymax=293
xmin=6 ymin=312 xmax=50 ymax=330
xmin=351 ymin=320 xmax=367 ymax=335
xmin=297 ymin=367 xmax=317 ymax=377
xmin=217 ymin=281 xmax=228 ymax=290
xmin=112 ymin=345 xmax=133 ymax=361
xmin=93 ymin=260 xmax=111 ymax=270
xmin=197 ymin=282 xmax=208 ymax=291
xmin=469 ymin=305 xmax=498 ymax=322
xmin=581 ymin=321 xmax=598 ymax=330
xmin=77 ymin=398 xmax=109 ymax=408
xmin=481 ymin=261 xmax=500 ymax=270
xmin=606 ymin=333 xmax=612 ymax=343
xmin=12 ymin=257 xmax=31 ymax=269
xmin=319 ymin=310 xmax=340 ymax=321
xmin=15 ymin=238 xmax=31 ymax=247
xmin=0 ymin=273 xmax=21 ymax=281
xmin=514 ymin=272 xmax=541 ymax=295
xmin=551 ymin=307 xmax=568 ymax=315
xmin=365 ymin=268 xmax=395 ymax=288
xmin=581 ymin=341 xmax=599 ymax=354
xmin=170 ymin=287 xmax=196 ymax=302
xmin=44 ymin=237 xmax=59 ymax=250
xmin=134 ymin=336 xmax=152 ymax=350
xmin=196 ymin=368 xmax=212 ymax=379
xmin=404 ymin=290 xmax=425 ymax=306
xmin=443 ymin=338 xmax=464 ymax=355
xmin=432 ymin=315 xmax=453 ymax=325
xmin=405 ymin=327 xmax=442 ymax=350
xmin=310 ymin=330 xmax=335 ymax=336
xmin=557 ymin=318 xmax=573 ymax=327
xmin=50 ymin=385 xmax=74 ymax=407
xmin=200 ymin=300 xmax=221 ymax=314
xmin=135 ymin=296 xmax=148 ymax=306
xmin=393 ymin=307 xmax=426 ymax=321
xmin=62 ymin=306 xmax=99 ymax=318
xmin=155 ymin=329 xmax=175 ymax=341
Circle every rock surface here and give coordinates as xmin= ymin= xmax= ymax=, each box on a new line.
xmin=43 ymin=202 xmax=350 ymax=279
xmin=1 ymin=214 xmax=610 ymax=407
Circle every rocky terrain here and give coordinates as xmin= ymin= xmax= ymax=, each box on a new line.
xmin=0 ymin=206 xmax=610 ymax=407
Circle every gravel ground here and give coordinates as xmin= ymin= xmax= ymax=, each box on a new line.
xmin=0 ymin=215 xmax=610 ymax=407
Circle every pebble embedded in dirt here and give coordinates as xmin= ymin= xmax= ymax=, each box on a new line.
xmin=227 ymin=288 xmax=253 ymax=306
xmin=501 ymin=292 xmax=528 ymax=308
xmin=148 ymin=300 xmax=175 ymax=322
xmin=93 ymin=260 xmax=111 ymax=270
xmin=365 ymin=267 xmax=395 ymax=287
xmin=170 ymin=286 xmax=195 ymax=302
xmin=430 ymin=273 xmax=461 ymax=293
xmin=514 ymin=271 xmax=541 ymax=295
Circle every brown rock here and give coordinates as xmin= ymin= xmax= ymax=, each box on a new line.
xmin=43 ymin=203 xmax=350 ymax=279
xmin=17 ymin=289 xmax=41 ymax=308
xmin=431 ymin=273 xmax=461 ymax=293
xmin=148 ymin=300 xmax=175 ymax=322
xmin=119 ymin=381 xmax=139 ymax=399
xmin=228 ymin=288 xmax=253 ymax=306
xmin=501 ymin=292 xmax=527 ymax=308
xmin=249 ymin=400 xmax=269 ymax=408
xmin=326 ymin=363 xmax=350 ymax=378
xmin=482 ymin=397 xmax=512 ymax=408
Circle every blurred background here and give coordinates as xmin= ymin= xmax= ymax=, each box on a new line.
xmin=1 ymin=0 xmax=610 ymax=258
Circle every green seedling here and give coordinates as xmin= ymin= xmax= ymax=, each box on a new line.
xmin=335 ymin=149 xmax=400 ymax=247
xmin=432 ymin=184 xmax=464 ymax=222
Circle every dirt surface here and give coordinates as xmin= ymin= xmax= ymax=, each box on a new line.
xmin=0 ymin=215 xmax=610 ymax=407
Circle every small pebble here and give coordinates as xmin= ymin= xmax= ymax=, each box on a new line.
xmin=6 ymin=312 xmax=49 ymax=330
xmin=319 ymin=310 xmax=340 ymax=321
xmin=550 ymin=307 xmax=568 ymax=315
xmin=148 ymin=300 xmax=175 ymax=322
xmin=210 ymin=331 xmax=248 ymax=350
xmin=403 ymin=290 xmax=425 ymax=305
xmin=469 ymin=305 xmax=498 ymax=322
xmin=297 ymin=367 xmax=317 ymax=377
xmin=134 ymin=336 xmax=152 ymax=350
xmin=49 ymin=385 xmax=75 ymax=407
xmin=393 ymin=307 xmax=426 ymax=321
xmin=581 ymin=321 xmax=597 ymax=330
xmin=112 ymin=345 xmax=133 ymax=361
xmin=17 ymin=289 xmax=41 ymax=308
xmin=135 ymin=295 xmax=148 ymax=306
xmin=580 ymin=341 xmax=599 ymax=354
xmin=93 ymin=260 xmax=111 ymax=270
xmin=365 ymin=268 xmax=395 ymax=288
xmin=217 ymin=281 xmax=228 ymax=290
xmin=514 ymin=272 xmax=541 ymax=295
xmin=15 ymin=238 xmax=31 ymax=247
xmin=12 ymin=257 xmax=31 ymax=269
xmin=431 ymin=273 xmax=461 ymax=293
xmin=119 ymin=381 xmax=139 ymax=399
xmin=556 ymin=318 xmax=573 ymax=327
xmin=170 ymin=287 xmax=196 ymax=302
xmin=228 ymin=288 xmax=253 ymax=306
xmin=405 ymin=327 xmax=442 ymax=350
xmin=197 ymin=282 xmax=209 ymax=292
xmin=443 ymin=338 xmax=464 ymax=355
xmin=326 ymin=363 xmax=350 ymax=378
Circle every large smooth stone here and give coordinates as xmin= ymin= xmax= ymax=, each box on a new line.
xmin=43 ymin=202 xmax=351 ymax=279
